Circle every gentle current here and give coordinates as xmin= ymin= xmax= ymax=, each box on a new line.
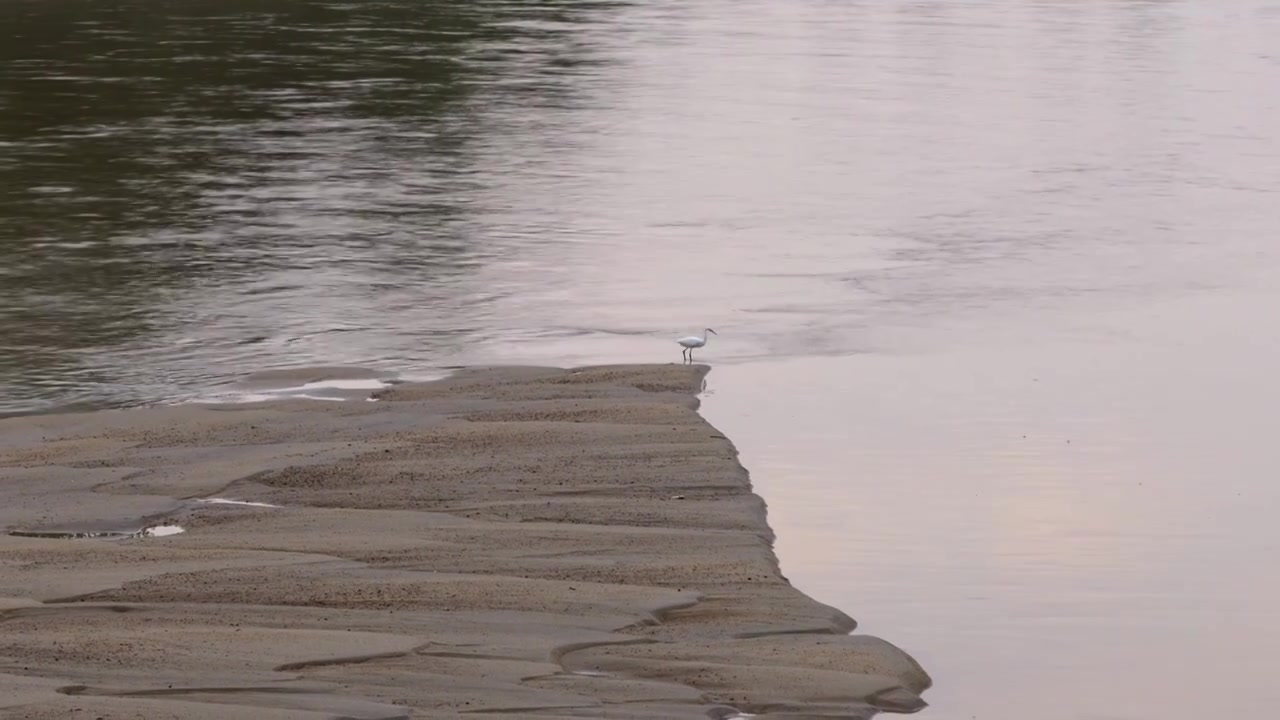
xmin=4 ymin=1 xmax=1280 ymax=717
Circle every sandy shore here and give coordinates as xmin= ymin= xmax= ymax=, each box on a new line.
xmin=0 ymin=364 xmax=929 ymax=719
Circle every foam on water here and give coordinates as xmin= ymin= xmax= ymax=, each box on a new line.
xmin=298 ymin=379 xmax=388 ymax=391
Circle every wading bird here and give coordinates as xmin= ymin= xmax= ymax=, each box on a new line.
xmin=676 ymin=328 xmax=717 ymax=363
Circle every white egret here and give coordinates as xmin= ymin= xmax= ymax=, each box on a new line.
xmin=676 ymin=328 xmax=717 ymax=363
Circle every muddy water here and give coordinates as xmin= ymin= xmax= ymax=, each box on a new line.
xmin=5 ymin=0 xmax=1280 ymax=716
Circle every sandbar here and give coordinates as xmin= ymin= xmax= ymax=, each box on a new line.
xmin=0 ymin=364 xmax=929 ymax=719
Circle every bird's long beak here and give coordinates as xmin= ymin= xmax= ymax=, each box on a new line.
xmin=708 ymin=329 xmax=717 ymax=335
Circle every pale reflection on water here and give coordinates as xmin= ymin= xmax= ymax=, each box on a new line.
xmin=5 ymin=0 xmax=1280 ymax=717
xmin=703 ymin=312 xmax=1280 ymax=717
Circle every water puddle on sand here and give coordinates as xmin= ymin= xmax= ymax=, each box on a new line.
xmin=5 ymin=497 xmax=279 ymax=542
xmin=141 ymin=524 xmax=185 ymax=537
xmin=196 ymin=498 xmax=280 ymax=508
xmin=181 ymin=368 xmax=394 ymax=404
xmin=7 ymin=524 xmax=185 ymax=540
xmin=186 ymin=376 xmax=389 ymax=404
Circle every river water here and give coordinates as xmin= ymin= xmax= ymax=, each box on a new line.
xmin=4 ymin=0 xmax=1280 ymax=717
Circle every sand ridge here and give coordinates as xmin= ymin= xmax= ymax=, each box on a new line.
xmin=0 ymin=364 xmax=929 ymax=719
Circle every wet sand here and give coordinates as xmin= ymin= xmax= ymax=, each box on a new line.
xmin=0 ymin=364 xmax=929 ymax=719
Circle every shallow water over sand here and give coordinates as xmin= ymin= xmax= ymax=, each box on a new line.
xmin=5 ymin=0 xmax=1280 ymax=717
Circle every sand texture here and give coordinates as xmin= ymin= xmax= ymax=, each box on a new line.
xmin=0 ymin=364 xmax=930 ymax=719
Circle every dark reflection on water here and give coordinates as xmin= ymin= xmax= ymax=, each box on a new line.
xmin=0 ymin=0 xmax=622 ymax=413
xmin=10 ymin=0 xmax=1278 ymax=418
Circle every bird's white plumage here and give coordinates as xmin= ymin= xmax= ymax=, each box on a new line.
xmin=675 ymin=328 xmax=716 ymax=362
